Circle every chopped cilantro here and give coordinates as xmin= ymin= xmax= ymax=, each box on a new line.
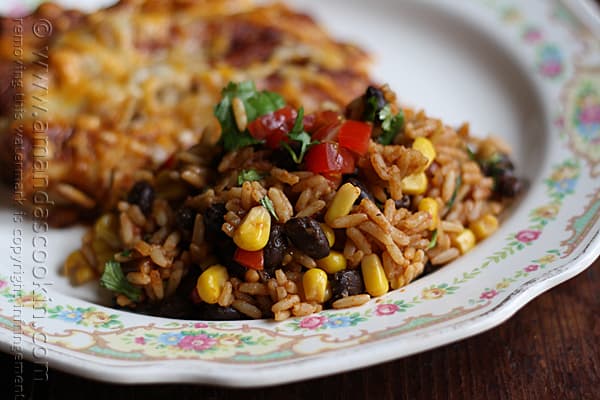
xmin=364 ymin=96 xmax=380 ymax=122
xmin=214 ymin=81 xmax=286 ymax=152
xmin=446 ymin=174 xmax=462 ymax=211
xmin=466 ymin=146 xmax=477 ymax=161
xmin=377 ymin=104 xmax=404 ymax=145
xmin=100 ymin=260 xmax=142 ymax=301
xmin=260 ymin=196 xmax=279 ymax=221
xmin=281 ymin=107 xmax=318 ymax=164
xmin=237 ymin=169 xmax=263 ymax=185
xmin=427 ymin=229 xmax=438 ymax=250
xmin=120 ymin=249 xmax=132 ymax=257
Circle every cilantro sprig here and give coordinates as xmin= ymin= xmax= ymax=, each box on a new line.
xmin=214 ymin=81 xmax=286 ymax=152
xmin=260 ymin=196 xmax=279 ymax=221
xmin=100 ymin=260 xmax=142 ymax=301
xmin=281 ymin=107 xmax=318 ymax=164
xmin=377 ymin=104 xmax=405 ymax=145
xmin=237 ymin=169 xmax=264 ymax=185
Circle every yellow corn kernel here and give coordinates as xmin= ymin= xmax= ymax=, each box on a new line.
xmin=320 ymin=223 xmax=336 ymax=247
xmin=412 ymin=137 xmax=436 ymax=170
xmin=452 ymin=229 xmax=476 ymax=254
xmin=316 ymin=251 xmax=347 ymax=274
xmin=324 ymin=183 xmax=361 ymax=225
xmin=233 ymin=206 xmax=271 ymax=251
xmin=63 ymin=250 xmax=91 ymax=277
xmin=361 ymin=254 xmax=389 ymax=297
xmin=303 ymin=268 xmax=328 ymax=303
xmin=72 ymin=266 xmax=96 ymax=286
xmin=401 ymin=172 xmax=428 ymax=195
xmin=196 ymin=265 xmax=229 ymax=304
xmin=469 ymin=214 xmax=499 ymax=241
xmin=418 ymin=197 xmax=439 ymax=230
xmin=94 ymin=213 xmax=120 ymax=248
xmin=324 ymin=281 xmax=332 ymax=303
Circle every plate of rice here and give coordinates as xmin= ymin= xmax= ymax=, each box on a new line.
xmin=0 ymin=0 xmax=599 ymax=386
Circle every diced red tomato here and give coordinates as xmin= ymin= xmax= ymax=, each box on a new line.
xmin=233 ymin=248 xmax=264 ymax=270
xmin=304 ymin=142 xmax=356 ymax=175
xmin=312 ymin=121 xmax=341 ymax=142
xmin=337 ymin=120 xmax=372 ymax=155
xmin=247 ymin=106 xmax=298 ymax=148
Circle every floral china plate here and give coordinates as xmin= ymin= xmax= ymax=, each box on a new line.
xmin=0 ymin=0 xmax=599 ymax=387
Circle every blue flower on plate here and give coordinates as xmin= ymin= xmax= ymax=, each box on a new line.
xmin=158 ymin=332 xmax=184 ymax=346
xmin=325 ymin=316 xmax=353 ymax=329
xmin=57 ymin=309 xmax=83 ymax=323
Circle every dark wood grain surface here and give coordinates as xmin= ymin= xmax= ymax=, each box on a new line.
xmin=2 ymin=257 xmax=598 ymax=399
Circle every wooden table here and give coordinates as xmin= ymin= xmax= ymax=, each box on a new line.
xmin=2 ymin=257 xmax=598 ymax=399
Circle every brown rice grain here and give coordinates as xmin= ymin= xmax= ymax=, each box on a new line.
xmin=330 ymin=213 xmax=368 ymax=229
xmin=119 ymin=212 xmax=137 ymax=246
xmin=292 ymin=302 xmax=316 ymax=317
xmin=346 ymin=227 xmax=372 ymax=254
xmin=275 ymin=269 xmax=288 ymax=286
xmin=292 ymin=251 xmax=317 ymax=269
xmin=244 ymin=269 xmax=260 ymax=283
xmin=268 ymin=187 xmax=293 ymax=222
xmin=116 ymin=294 xmax=132 ymax=307
xmin=267 ymin=279 xmax=278 ymax=302
xmin=274 ymin=310 xmax=291 ymax=321
xmin=359 ymin=221 xmax=393 ymax=246
xmin=234 ymin=291 xmax=257 ymax=305
xmin=296 ymin=200 xmax=326 ymax=218
xmin=126 ymin=205 xmax=147 ymax=227
xmin=284 ymin=280 xmax=298 ymax=294
xmin=149 ymin=270 xmax=164 ymax=300
xmin=241 ymin=181 xmax=253 ymax=211
xmin=232 ymin=299 xmax=262 ymax=319
xmin=332 ymin=294 xmax=370 ymax=309
xmin=56 ymin=183 xmax=96 ymax=209
xmin=276 ymin=286 xmax=288 ymax=301
xmin=163 ymin=231 xmax=181 ymax=251
xmin=126 ymin=272 xmax=151 ymax=286
xmin=239 ymin=282 xmax=269 ymax=296
xmin=150 ymin=246 xmax=172 ymax=268
xmin=272 ymin=294 xmax=300 ymax=313
xmin=271 ymin=167 xmax=300 ymax=185
xmin=430 ymin=248 xmax=460 ymax=265
xmin=166 ymin=261 xmax=184 ymax=297
xmin=232 ymin=97 xmax=248 ymax=132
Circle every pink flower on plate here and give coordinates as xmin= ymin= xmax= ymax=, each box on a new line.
xmin=134 ymin=336 xmax=146 ymax=345
xmin=299 ymin=315 xmax=327 ymax=330
xmin=178 ymin=334 xmax=217 ymax=352
xmin=194 ymin=323 xmax=208 ymax=329
xmin=480 ymin=290 xmax=498 ymax=300
xmin=524 ymin=264 xmax=539 ymax=273
xmin=516 ymin=230 xmax=541 ymax=243
xmin=375 ymin=304 xmax=400 ymax=316
xmin=0 ymin=280 xmax=7 ymax=290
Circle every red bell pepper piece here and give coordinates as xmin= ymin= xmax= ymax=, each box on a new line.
xmin=337 ymin=120 xmax=372 ymax=155
xmin=304 ymin=142 xmax=356 ymax=174
xmin=247 ymin=106 xmax=297 ymax=149
xmin=233 ymin=248 xmax=264 ymax=270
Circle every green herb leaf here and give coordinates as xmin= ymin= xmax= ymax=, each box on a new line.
xmin=260 ymin=196 xmax=279 ymax=221
xmin=237 ymin=169 xmax=263 ymax=185
xmin=466 ymin=146 xmax=477 ymax=161
xmin=120 ymin=249 xmax=132 ymax=257
xmin=364 ymin=96 xmax=380 ymax=122
xmin=446 ymin=174 xmax=463 ymax=211
xmin=377 ymin=104 xmax=404 ymax=145
xmin=100 ymin=260 xmax=142 ymax=301
xmin=214 ymin=81 xmax=286 ymax=152
xmin=282 ymin=107 xmax=318 ymax=164
xmin=427 ymin=229 xmax=438 ymax=250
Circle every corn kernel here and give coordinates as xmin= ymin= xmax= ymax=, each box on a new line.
xmin=325 ymin=183 xmax=361 ymax=225
xmin=418 ymin=197 xmax=439 ymax=230
xmin=361 ymin=254 xmax=389 ymax=297
xmin=303 ymin=268 xmax=328 ymax=303
xmin=401 ymin=172 xmax=428 ymax=195
xmin=196 ymin=265 xmax=229 ymax=304
xmin=412 ymin=137 xmax=436 ymax=170
xmin=94 ymin=213 xmax=120 ymax=248
xmin=469 ymin=214 xmax=499 ymax=241
xmin=72 ymin=266 xmax=96 ymax=286
xmin=452 ymin=229 xmax=476 ymax=254
xmin=233 ymin=206 xmax=271 ymax=251
xmin=63 ymin=250 xmax=90 ymax=276
xmin=324 ymin=281 xmax=333 ymax=303
xmin=316 ymin=250 xmax=347 ymax=274
xmin=320 ymin=223 xmax=335 ymax=247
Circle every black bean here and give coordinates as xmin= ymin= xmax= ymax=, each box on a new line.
xmin=175 ymin=206 xmax=196 ymax=231
xmin=345 ymin=86 xmax=386 ymax=122
xmin=127 ymin=181 xmax=155 ymax=215
xmin=204 ymin=203 xmax=227 ymax=234
xmin=133 ymin=294 xmax=196 ymax=319
xmin=422 ymin=260 xmax=436 ymax=276
xmin=365 ymin=86 xmax=386 ymax=112
xmin=395 ymin=195 xmax=411 ymax=209
xmin=263 ymin=224 xmax=287 ymax=270
xmin=284 ymin=217 xmax=330 ymax=259
xmin=331 ymin=270 xmax=364 ymax=300
xmin=271 ymin=145 xmax=299 ymax=171
xmin=344 ymin=176 xmax=375 ymax=205
xmin=196 ymin=303 xmax=245 ymax=321
xmin=495 ymin=173 xmax=522 ymax=198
